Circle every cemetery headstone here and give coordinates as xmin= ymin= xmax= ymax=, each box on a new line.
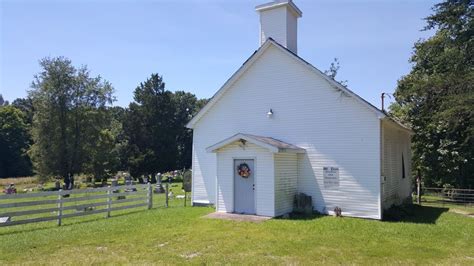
xmin=125 ymin=174 xmax=132 ymax=186
xmin=111 ymin=178 xmax=119 ymax=193
xmin=124 ymin=174 xmax=136 ymax=192
xmin=154 ymin=173 xmax=165 ymax=193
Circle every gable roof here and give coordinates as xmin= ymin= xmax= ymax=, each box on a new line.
xmin=187 ymin=38 xmax=412 ymax=133
xmin=206 ymin=133 xmax=306 ymax=153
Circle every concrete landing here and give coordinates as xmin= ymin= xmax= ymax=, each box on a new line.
xmin=204 ymin=212 xmax=271 ymax=223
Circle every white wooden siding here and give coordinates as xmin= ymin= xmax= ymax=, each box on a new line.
xmin=382 ymin=121 xmax=412 ymax=209
xmin=259 ymin=6 xmax=297 ymax=53
xmin=260 ymin=7 xmax=287 ymax=47
xmin=286 ymin=8 xmax=298 ymax=53
xmin=215 ymin=142 xmax=274 ymax=216
xmin=191 ymin=44 xmax=382 ymax=219
xmin=274 ymin=153 xmax=297 ymax=216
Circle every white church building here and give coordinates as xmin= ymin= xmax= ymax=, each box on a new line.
xmin=186 ymin=0 xmax=413 ymax=220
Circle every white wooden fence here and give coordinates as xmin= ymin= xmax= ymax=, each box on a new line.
xmin=418 ymin=187 xmax=474 ymax=206
xmin=0 ymin=183 xmax=152 ymax=227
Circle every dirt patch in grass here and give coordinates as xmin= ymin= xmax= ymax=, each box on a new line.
xmin=450 ymin=209 xmax=474 ymax=217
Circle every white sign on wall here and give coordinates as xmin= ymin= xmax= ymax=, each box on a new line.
xmin=323 ymin=167 xmax=339 ymax=189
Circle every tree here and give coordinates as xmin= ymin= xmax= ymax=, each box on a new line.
xmin=12 ymin=97 xmax=34 ymax=125
xmin=123 ymin=74 xmax=208 ymax=180
xmin=172 ymin=91 xmax=208 ymax=169
xmin=0 ymin=94 xmax=9 ymax=106
xmin=0 ymin=105 xmax=32 ymax=177
xmin=124 ymin=74 xmax=177 ymax=179
xmin=12 ymin=97 xmax=35 ymax=160
xmin=28 ymin=57 xmax=114 ymax=186
xmin=106 ymin=106 xmax=129 ymax=173
xmin=324 ymin=58 xmax=348 ymax=87
xmin=391 ymin=0 xmax=473 ymax=188
xmin=87 ymin=128 xmax=119 ymax=182
xmin=82 ymin=107 xmax=125 ymax=182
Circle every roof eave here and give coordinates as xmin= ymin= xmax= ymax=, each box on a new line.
xmin=266 ymin=39 xmax=387 ymax=120
xmin=382 ymin=117 xmax=414 ymax=135
xmin=206 ymin=133 xmax=305 ymax=154
xmin=206 ymin=133 xmax=280 ymax=153
xmin=278 ymin=148 xmax=306 ymax=154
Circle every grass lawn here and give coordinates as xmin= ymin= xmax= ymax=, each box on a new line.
xmin=0 ymin=203 xmax=473 ymax=265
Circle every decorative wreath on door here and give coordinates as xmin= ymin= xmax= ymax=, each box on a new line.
xmin=237 ymin=163 xmax=251 ymax=178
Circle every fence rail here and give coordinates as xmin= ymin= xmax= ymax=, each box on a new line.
xmin=418 ymin=187 xmax=474 ymax=206
xmin=0 ymin=183 xmax=152 ymax=227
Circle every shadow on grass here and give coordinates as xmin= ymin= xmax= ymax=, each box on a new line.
xmin=275 ymin=212 xmax=324 ymax=221
xmin=383 ymin=204 xmax=448 ymax=224
xmin=275 ymin=204 xmax=449 ymax=224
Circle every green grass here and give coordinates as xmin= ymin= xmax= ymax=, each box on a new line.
xmin=0 ymin=203 xmax=473 ymax=265
xmin=420 ymin=195 xmax=474 ymax=215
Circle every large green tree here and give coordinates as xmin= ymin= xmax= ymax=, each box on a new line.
xmin=391 ymin=0 xmax=473 ymax=188
xmin=12 ymin=97 xmax=34 ymax=126
xmin=83 ymin=107 xmax=125 ymax=182
xmin=172 ymin=91 xmax=208 ymax=170
xmin=28 ymin=57 xmax=114 ymax=186
xmin=124 ymin=74 xmax=177 ymax=179
xmin=0 ymin=105 xmax=32 ymax=177
xmin=123 ymin=74 xmax=207 ymax=179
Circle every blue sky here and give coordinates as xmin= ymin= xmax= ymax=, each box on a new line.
xmin=1 ymin=0 xmax=436 ymax=107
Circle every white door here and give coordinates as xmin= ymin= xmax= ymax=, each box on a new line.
xmin=234 ymin=159 xmax=255 ymax=214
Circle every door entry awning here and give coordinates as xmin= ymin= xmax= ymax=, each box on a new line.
xmin=206 ymin=133 xmax=306 ymax=154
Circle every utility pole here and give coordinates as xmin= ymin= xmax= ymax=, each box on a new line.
xmin=381 ymin=92 xmax=392 ymax=112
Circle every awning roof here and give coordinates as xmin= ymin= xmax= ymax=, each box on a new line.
xmin=206 ymin=133 xmax=306 ymax=154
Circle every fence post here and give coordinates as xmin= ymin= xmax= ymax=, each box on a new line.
xmin=417 ymin=177 xmax=421 ymax=205
xmin=184 ymin=191 xmax=187 ymax=207
xmin=147 ymin=182 xmax=153 ymax=210
xmin=106 ymin=186 xmax=112 ymax=218
xmin=165 ymin=183 xmax=169 ymax=208
xmin=57 ymin=189 xmax=63 ymax=226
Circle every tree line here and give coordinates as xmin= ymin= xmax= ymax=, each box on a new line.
xmin=0 ymin=57 xmax=207 ymax=187
xmin=390 ymin=0 xmax=473 ymax=188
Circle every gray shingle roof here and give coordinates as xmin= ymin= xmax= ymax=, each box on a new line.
xmin=240 ymin=133 xmax=304 ymax=151
xmin=207 ymin=133 xmax=305 ymax=153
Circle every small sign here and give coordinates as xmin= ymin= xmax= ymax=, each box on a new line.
xmin=323 ymin=167 xmax=339 ymax=188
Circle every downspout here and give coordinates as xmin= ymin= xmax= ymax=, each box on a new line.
xmin=215 ymin=163 xmax=218 ymax=211
xmin=191 ymin=135 xmax=195 ymax=207
xmin=379 ymin=120 xmax=384 ymax=220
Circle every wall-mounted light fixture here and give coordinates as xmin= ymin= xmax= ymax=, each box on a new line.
xmin=267 ymin=109 xmax=273 ymax=118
